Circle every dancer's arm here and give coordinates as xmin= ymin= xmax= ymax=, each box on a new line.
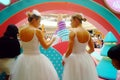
xmin=36 ymin=29 xmax=55 ymax=49
xmin=64 ymin=31 xmax=75 ymax=58
xmin=87 ymin=37 xmax=94 ymax=54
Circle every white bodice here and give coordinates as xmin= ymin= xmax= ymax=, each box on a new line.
xmin=21 ymin=33 xmax=40 ymax=54
xmin=72 ymin=36 xmax=88 ymax=53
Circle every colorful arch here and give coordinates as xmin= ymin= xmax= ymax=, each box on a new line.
xmin=0 ymin=0 xmax=120 ymax=41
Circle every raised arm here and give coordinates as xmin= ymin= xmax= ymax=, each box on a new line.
xmin=36 ymin=29 xmax=55 ymax=49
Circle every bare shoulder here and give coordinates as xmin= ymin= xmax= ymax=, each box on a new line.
xmin=69 ymin=30 xmax=75 ymax=39
xmin=36 ymin=29 xmax=41 ymax=33
xmin=36 ymin=29 xmax=42 ymax=35
xmin=19 ymin=24 xmax=28 ymax=32
xmin=35 ymin=29 xmax=44 ymax=39
xmin=19 ymin=27 xmax=27 ymax=35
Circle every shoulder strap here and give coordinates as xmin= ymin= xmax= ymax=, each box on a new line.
xmin=32 ymin=28 xmax=37 ymax=40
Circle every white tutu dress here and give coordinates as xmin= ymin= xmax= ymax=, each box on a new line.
xmin=62 ymin=36 xmax=98 ymax=80
xmin=11 ymin=33 xmax=59 ymax=80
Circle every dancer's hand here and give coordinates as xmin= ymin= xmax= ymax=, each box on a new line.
xmin=52 ymin=35 xmax=57 ymax=41
xmin=62 ymin=53 xmax=66 ymax=66
xmin=62 ymin=60 xmax=65 ymax=66
xmin=52 ymin=37 xmax=56 ymax=42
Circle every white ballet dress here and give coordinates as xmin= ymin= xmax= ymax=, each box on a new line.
xmin=62 ymin=36 xmax=98 ymax=80
xmin=11 ymin=32 xmax=59 ymax=80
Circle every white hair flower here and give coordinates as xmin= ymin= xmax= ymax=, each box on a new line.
xmin=32 ymin=9 xmax=41 ymax=16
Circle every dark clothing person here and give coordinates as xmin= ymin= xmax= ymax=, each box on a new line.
xmin=108 ymin=44 xmax=120 ymax=70
xmin=108 ymin=44 xmax=120 ymax=80
xmin=0 ymin=24 xmax=20 ymax=80
xmin=0 ymin=36 xmax=20 ymax=58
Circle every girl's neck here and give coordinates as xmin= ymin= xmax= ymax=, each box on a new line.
xmin=76 ymin=24 xmax=82 ymax=28
xmin=29 ymin=23 xmax=36 ymax=28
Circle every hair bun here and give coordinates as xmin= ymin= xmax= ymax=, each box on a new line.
xmin=82 ymin=18 xmax=87 ymax=22
xmin=26 ymin=12 xmax=32 ymax=17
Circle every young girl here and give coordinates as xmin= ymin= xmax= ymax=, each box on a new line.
xmin=62 ymin=14 xmax=98 ymax=80
xmin=11 ymin=10 xmax=59 ymax=80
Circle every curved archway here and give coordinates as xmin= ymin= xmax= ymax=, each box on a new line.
xmin=0 ymin=2 xmax=120 ymax=41
xmin=16 ymin=10 xmax=108 ymax=35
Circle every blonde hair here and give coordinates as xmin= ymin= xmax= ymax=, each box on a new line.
xmin=26 ymin=10 xmax=41 ymax=22
xmin=72 ymin=14 xmax=86 ymax=23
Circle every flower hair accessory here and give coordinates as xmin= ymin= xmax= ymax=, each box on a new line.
xmin=32 ymin=9 xmax=41 ymax=16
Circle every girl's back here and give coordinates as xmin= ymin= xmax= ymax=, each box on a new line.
xmin=74 ymin=27 xmax=90 ymax=43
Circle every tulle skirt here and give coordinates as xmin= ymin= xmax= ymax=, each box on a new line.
xmin=0 ymin=58 xmax=15 ymax=75
xmin=11 ymin=53 xmax=59 ymax=80
xmin=62 ymin=53 xmax=98 ymax=80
